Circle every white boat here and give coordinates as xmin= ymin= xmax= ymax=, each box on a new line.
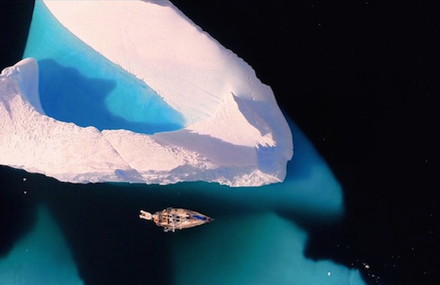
xmin=139 ymin=207 xmax=213 ymax=232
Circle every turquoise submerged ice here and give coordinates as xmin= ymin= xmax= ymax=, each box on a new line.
xmin=0 ymin=206 xmax=84 ymax=285
xmin=173 ymin=213 xmax=364 ymax=285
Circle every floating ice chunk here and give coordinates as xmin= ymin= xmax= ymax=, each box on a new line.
xmin=0 ymin=206 xmax=84 ymax=285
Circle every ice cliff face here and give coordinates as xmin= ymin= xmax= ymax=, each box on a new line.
xmin=0 ymin=0 xmax=292 ymax=187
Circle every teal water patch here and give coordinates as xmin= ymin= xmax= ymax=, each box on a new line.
xmin=172 ymin=212 xmax=365 ymax=285
xmin=23 ymin=1 xmax=184 ymax=134
xmin=0 ymin=205 xmax=84 ymax=285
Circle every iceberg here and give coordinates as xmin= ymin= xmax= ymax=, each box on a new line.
xmin=0 ymin=1 xmax=369 ymax=283
xmin=0 ymin=0 xmax=292 ymax=187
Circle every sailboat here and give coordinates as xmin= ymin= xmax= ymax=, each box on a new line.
xmin=139 ymin=207 xmax=213 ymax=232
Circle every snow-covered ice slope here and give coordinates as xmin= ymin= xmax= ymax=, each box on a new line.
xmin=0 ymin=0 xmax=292 ymax=187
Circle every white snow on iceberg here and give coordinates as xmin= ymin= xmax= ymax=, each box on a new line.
xmin=0 ymin=0 xmax=292 ymax=187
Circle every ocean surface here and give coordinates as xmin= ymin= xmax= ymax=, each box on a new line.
xmin=1 ymin=1 xmax=439 ymax=285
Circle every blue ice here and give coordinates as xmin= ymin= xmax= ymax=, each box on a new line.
xmin=23 ymin=1 xmax=184 ymax=134
xmin=0 ymin=206 xmax=83 ymax=285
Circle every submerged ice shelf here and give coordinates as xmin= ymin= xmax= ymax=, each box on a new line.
xmin=172 ymin=212 xmax=366 ymax=285
xmin=0 ymin=206 xmax=84 ymax=285
xmin=0 ymin=0 xmax=292 ymax=187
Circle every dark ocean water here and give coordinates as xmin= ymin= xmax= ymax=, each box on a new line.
xmin=1 ymin=1 xmax=439 ymax=285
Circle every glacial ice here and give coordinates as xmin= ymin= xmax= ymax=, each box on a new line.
xmin=0 ymin=206 xmax=84 ymax=285
xmin=0 ymin=0 xmax=293 ymax=187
